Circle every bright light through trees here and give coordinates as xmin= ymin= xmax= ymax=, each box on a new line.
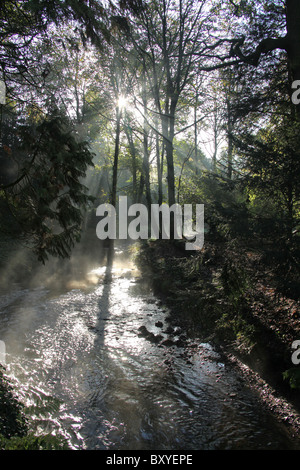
xmin=117 ymin=95 xmax=128 ymax=110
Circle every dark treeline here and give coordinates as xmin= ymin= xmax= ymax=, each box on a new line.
xmin=0 ymin=0 xmax=298 ymax=261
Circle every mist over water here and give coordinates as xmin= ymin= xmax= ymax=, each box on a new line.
xmin=0 ymin=239 xmax=299 ymax=450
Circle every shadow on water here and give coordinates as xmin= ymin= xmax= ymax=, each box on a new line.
xmin=94 ymin=251 xmax=114 ymax=350
xmin=0 ymin=243 xmax=300 ymax=450
xmin=76 ymin=247 xmax=300 ymax=450
xmin=80 ymin=247 xmax=185 ymax=449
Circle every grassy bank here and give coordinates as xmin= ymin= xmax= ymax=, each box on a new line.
xmin=135 ymin=238 xmax=300 ymax=401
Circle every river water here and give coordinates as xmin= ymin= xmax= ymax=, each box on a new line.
xmin=0 ymin=253 xmax=299 ymax=450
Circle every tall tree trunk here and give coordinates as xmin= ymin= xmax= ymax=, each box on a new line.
xmin=165 ymin=134 xmax=175 ymax=207
xmin=286 ymin=0 xmax=300 ymax=120
xmin=164 ymin=98 xmax=177 ymax=207
xmin=124 ymin=114 xmax=138 ymax=203
xmin=194 ymin=90 xmax=199 ymax=175
xmin=142 ymin=79 xmax=152 ymax=210
xmin=163 ymin=98 xmax=177 ymax=239
xmin=107 ymin=104 xmax=121 ymax=268
xmin=212 ymin=106 xmax=218 ymax=173
xmin=286 ymin=0 xmax=300 ymax=84
xmin=155 ymin=120 xmax=163 ymax=206
xmin=286 ymin=184 xmax=294 ymax=242
xmin=227 ymin=131 xmax=233 ymax=180
xmin=137 ymin=173 xmax=144 ymax=204
xmin=225 ymin=92 xmax=234 ymax=179
xmin=232 ymin=0 xmax=300 ymax=119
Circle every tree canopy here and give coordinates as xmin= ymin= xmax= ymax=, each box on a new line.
xmin=0 ymin=0 xmax=298 ymax=269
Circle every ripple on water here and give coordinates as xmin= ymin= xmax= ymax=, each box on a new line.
xmin=0 ymin=266 xmax=299 ymax=450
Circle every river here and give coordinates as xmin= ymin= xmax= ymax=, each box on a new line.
xmin=0 ymin=251 xmax=299 ymax=450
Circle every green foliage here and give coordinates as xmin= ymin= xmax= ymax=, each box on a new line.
xmin=0 ymin=366 xmax=70 ymax=450
xmin=24 ymin=0 xmax=110 ymax=49
xmin=179 ymin=171 xmax=249 ymax=242
xmin=0 ymin=432 xmax=69 ymax=450
xmin=220 ymin=257 xmax=248 ymax=301
xmin=0 ymin=367 xmax=27 ymax=439
xmin=136 ymin=238 xmax=257 ymax=350
xmin=216 ymin=311 xmax=256 ymax=350
xmin=1 ymin=112 xmax=95 ymax=263
xmin=283 ymin=368 xmax=300 ymax=390
xmin=238 ymin=118 xmax=300 ymax=238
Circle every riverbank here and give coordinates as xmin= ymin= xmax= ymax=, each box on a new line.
xmin=0 ymin=235 xmax=299 ymax=449
xmin=0 ymin=365 xmax=70 ymax=450
xmin=134 ymin=238 xmax=300 ymax=439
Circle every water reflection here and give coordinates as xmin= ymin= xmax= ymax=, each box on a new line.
xmin=0 ymin=251 xmax=299 ymax=450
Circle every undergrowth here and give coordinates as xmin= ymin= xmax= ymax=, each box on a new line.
xmin=135 ymin=238 xmax=300 ymax=393
xmin=135 ymin=239 xmax=257 ymax=348
xmin=0 ymin=366 xmax=69 ymax=450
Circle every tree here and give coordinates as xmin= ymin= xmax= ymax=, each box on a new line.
xmin=0 ymin=111 xmax=94 ymax=262
xmin=228 ymin=0 xmax=300 ymax=118
xmin=0 ymin=0 xmax=144 ymax=262
xmin=234 ymin=101 xmax=300 ymax=244
xmin=129 ymin=0 xmax=209 ymax=207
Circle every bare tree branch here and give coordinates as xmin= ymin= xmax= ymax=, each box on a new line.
xmin=230 ymin=35 xmax=289 ymax=66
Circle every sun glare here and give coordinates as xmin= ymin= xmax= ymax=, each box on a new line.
xmin=117 ymin=95 xmax=128 ymax=109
